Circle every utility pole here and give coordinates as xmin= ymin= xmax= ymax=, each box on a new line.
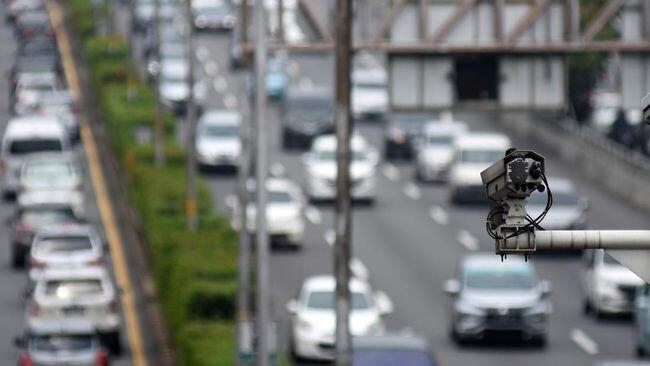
xmin=277 ymin=0 xmax=284 ymax=43
xmin=153 ymin=0 xmax=165 ymax=168
xmin=185 ymin=0 xmax=198 ymax=230
xmin=334 ymin=0 xmax=353 ymax=365
xmin=254 ymin=0 xmax=270 ymax=365
xmin=241 ymin=0 xmax=249 ymax=68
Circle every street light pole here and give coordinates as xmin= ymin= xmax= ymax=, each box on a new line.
xmin=334 ymin=0 xmax=353 ymax=365
xmin=153 ymin=0 xmax=165 ymax=168
xmin=185 ymin=0 xmax=198 ymax=230
xmin=254 ymin=0 xmax=270 ymax=365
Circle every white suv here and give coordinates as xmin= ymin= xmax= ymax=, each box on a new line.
xmin=26 ymin=267 xmax=121 ymax=354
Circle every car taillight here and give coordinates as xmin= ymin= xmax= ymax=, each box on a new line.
xmin=19 ymin=353 xmax=32 ymax=366
xmin=29 ymin=257 xmax=45 ymax=269
xmin=109 ymin=299 xmax=119 ymax=313
xmin=95 ymin=349 xmax=109 ymax=366
xmin=16 ymin=223 xmax=32 ymax=233
xmin=28 ymin=300 xmax=39 ymax=316
xmin=88 ymin=258 xmax=102 ymax=266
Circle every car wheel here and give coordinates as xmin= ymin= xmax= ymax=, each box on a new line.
xmin=450 ymin=324 xmax=466 ymax=346
xmin=106 ymin=332 xmax=122 ymax=355
xmin=531 ymin=335 xmax=547 ymax=348
xmin=11 ymin=244 xmax=24 ymax=269
xmin=638 ymin=344 xmax=647 ymax=358
xmin=583 ymin=298 xmax=592 ymax=315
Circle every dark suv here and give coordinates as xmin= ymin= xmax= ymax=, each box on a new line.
xmin=281 ymin=88 xmax=334 ymax=150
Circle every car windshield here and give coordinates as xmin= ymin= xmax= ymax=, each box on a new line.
xmin=45 ymin=279 xmax=103 ymax=299
xmin=529 ymin=191 xmax=578 ymax=206
xmin=202 ymin=124 xmax=238 ymax=137
xmin=307 ymin=291 xmax=370 ymax=310
xmin=9 ymin=139 xmax=62 ymax=155
xmin=249 ymin=190 xmax=294 ymax=204
xmin=460 ymin=149 xmax=504 ymax=164
xmin=465 ymin=267 xmax=535 ymax=290
xmin=352 ymin=350 xmax=434 ymax=366
xmin=34 ymin=236 xmax=93 ymax=255
xmin=23 ymin=160 xmax=74 ymax=180
xmin=21 ymin=208 xmax=76 ymax=226
xmin=603 ymin=252 xmax=622 ymax=266
xmin=30 ymin=334 xmax=93 ymax=352
xmin=286 ymin=96 xmax=332 ymax=111
xmin=427 ymin=135 xmax=453 ymax=145
xmin=317 ymin=149 xmax=367 ymax=162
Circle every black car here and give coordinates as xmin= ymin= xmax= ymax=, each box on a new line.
xmin=16 ymin=36 xmax=59 ymax=58
xmin=14 ymin=10 xmax=52 ymax=41
xmin=383 ymin=113 xmax=433 ymax=160
xmin=353 ymin=334 xmax=437 ymax=366
xmin=281 ymin=88 xmax=334 ymax=149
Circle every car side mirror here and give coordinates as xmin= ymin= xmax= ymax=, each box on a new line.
xmin=539 ymin=280 xmax=552 ymax=297
xmin=444 ymin=279 xmax=461 ymax=296
xmin=286 ymin=299 xmax=299 ymax=315
xmin=374 ymin=291 xmax=393 ymax=315
xmin=13 ymin=336 xmax=24 ymax=348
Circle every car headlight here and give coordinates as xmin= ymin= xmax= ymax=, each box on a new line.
xmin=524 ymin=303 xmax=549 ymax=322
xmin=297 ymin=317 xmax=313 ymax=331
xmin=456 ymin=302 xmax=485 ymax=317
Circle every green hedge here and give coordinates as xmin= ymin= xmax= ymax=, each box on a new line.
xmin=64 ymin=1 xmax=238 ymax=364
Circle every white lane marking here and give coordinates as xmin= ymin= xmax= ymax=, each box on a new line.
xmin=224 ymin=93 xmax=238 ymax=109
xmin=324 ymin=229 xmax=336 ymax=247
xmin=456 ymin=230 xmax=479 ymax=251
xmin=270 ymin=162 xmax=286 ymax=177
xmin=429 ymin=205 xmax=449 ymax=225
xmin=403 ymin=183 xmax=421 ymax=200
xmin=225 ymin=194 xmax=237 ymax=209
xmin=204 ymin=61 xmax=218 ymax=76
xmin=350 ymin=257 xmax=369 ymax=281
xmin=299 ymin=77 xmax=313 ymax=88
xmin=381 ymin=163 xmax=400 ymax=182
xmin=213 ymin=76 xmax=227 ymax=93
xmin=196 ymin=46 xmax=209 ymax=62
xmin=305 ymin=206 xmax=322 ymax=225
xmin=570 ymin=328 xmax=599 ymax=355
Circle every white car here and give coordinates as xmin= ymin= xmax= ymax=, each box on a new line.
xmin=286 ymin=275 xmax=392 ymax=361
xmin=304 ymin=135 xmax=379 ymax=202
xmin=235 ymin=178 xmax=305 ymax=248
xmin=449 ymin=133 xmax=511 ymax=203
xmin=351 ymin=68 xmax=388 ymax=120
xmin=27 ymin=267 xmax=121 ymax=353
xmin=13 ymin=72 xmax=60 ymax=115
xmin=195 ymin=109 xmax=241 ymax=169
xmin=159 ymin=59 xmax=207 ymax=115
xmin=414 ymin=121 xmax=467 ymax=182
xmin=1 ymin=115 xmax=70 ymax=197
xmin=19 ymin=153 xmax=82 ymax=197
xmin=527 ymin=177 xmax=588 ymax=230
xmin=28 ymin=225 xmax=103 ymax=282
xmin=590 ymin=91 xmax=621 ymax=132
xmin=582 ymin=249 xmax=644 ymax=318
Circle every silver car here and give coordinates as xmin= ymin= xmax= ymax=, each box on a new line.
xmin=14 ymin=320 xmax=109 ymax=366
xmin=445 ymin=254 xmax=552 ymax=347
xmin=527 ymin=177 xmax=588 ymax=230
xmin=28 ymin=225 xmax=103 ymax=282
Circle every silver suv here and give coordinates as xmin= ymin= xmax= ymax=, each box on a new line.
xmin=444 ymin=254 xmax=552 ymax=347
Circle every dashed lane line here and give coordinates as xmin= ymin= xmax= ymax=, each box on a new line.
xmin=204 ymin=61 xmax=218 ymax=77
xmin=403 ymin=183 xmax=421 ymax=200
xmin=196 ymin=45 xmax=209 ymax=62
xmin=350 ymin=257 xmax=369 ymax=281
xmin=213 ymin=76 xmax=228 ymax=93
xmin=456 ymin=230 xmax=479 ymax=251
xmin=270 ymin=162 xmax=286 ymax=177
xmin=570 ymin=328 xmax=599 ymax=355
xmin=305 ymin=206 xmax=322 ymax=225
xmin=429 ymin=205 xmax=449 ymax=225
xmin=380 ymin=163 xmax=400 ymax=182
xmin=324 ymin=229 xmax=336 ymax=247
xmin=224 ymin=93 xmax=238 ymax=109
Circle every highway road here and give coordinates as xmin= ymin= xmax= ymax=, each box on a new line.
xmin=0 ymin=4 xmax=135 ymax=365
xmin=117 ymin=5 xmax=650 ymax=366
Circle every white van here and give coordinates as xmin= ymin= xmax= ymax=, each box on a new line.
xmin=449 ymin=132 xmax=511 ymax=203
xmin=1 ymin=116 xmax=69 ymax=197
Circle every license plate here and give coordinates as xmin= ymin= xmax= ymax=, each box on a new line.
xmin=63 ymin=306 xmax=85 ymax=316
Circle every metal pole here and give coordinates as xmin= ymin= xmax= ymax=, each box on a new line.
xmin=277 ymin=0 xmax=284 ymax=43
xmin=185 ymin=0 xmax=198 ymax=230
xmin=254 ymin=0 xmax=270 ymax=365
xmin=236 ymin=93 xmax=253 ymax=366
xmin=334 ymin=0 xmax=352 ymax=365
xmin=241 ymin=0 xmax=249 ymax=68
xmin=153 ymin=0 xmax=165 ymax=167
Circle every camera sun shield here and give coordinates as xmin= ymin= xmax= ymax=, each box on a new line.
xmin=481 ymin=149 xmax=545 ymax=203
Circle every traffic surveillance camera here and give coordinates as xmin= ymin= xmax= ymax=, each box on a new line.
xmin=643 ymin=93 xmax=650 ymax=123
xmin=481 ymin=149 xmax=545 ymax=204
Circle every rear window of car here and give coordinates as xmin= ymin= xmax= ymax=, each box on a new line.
xmin=352 ymin=350 xmax=435 ymax=366
xmin=9 ymin=139 xmax=62 ymax=154
xmin=22 ymin=208 xmax=76 ymax=226
xmin=34 ymin=236 xmax=93 ymax=254
xmin=45 ymin=279 xmax=103 ymax=299
xmin=307 ymin=291 xmax=370 ymax=310
xmin=30 ymin=334 xmax=94 ymax=352
xmin=23 ymin=159 xmax=74 ymax=179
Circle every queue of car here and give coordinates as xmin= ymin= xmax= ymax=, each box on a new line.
xmin=3 ymin=1 xmax=122 ymax=364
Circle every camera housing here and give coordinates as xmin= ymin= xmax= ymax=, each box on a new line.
xmin=643 ymin=93 xmax=650 ymax=123
xmin=480 ymin=149 xmax=545 ymax=204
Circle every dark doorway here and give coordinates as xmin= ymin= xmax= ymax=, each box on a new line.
xmin=454 ymin=56 xmax=498 ymax=101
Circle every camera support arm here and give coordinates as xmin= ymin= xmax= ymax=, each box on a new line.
xmin=499 ymin=230 xmax=650 ymax=253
